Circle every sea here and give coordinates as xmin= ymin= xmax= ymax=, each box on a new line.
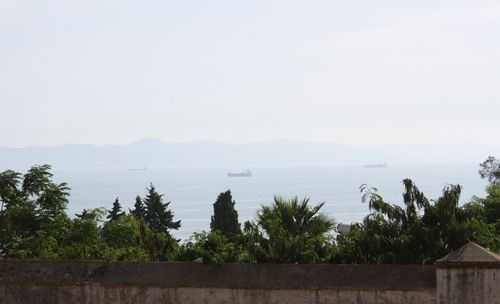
xmin=51 ymin=164 xmax=488 ymax=241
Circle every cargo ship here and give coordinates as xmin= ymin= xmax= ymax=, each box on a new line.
xmin=363 ymin=163 xmax=387 ymax=169
xmin=227 ymin=169 xmax=252 ymax=177
xmin=128 ymin=166 xmax=147 ymax=171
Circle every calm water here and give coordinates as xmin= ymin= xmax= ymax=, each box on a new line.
xmin=52 ymin=164 xmax=487 ymax=240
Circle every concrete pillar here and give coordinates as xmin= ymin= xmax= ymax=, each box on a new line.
xmin=435 ymin=242 xmax=500 ymax=304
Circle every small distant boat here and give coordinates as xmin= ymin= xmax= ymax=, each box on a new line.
xmin=227 ymin=169 xmax=252 ymax=177
xmin=363 ymin=163 xmax=387 ymax=169
xmin=128 ymin=166 xmax=147 ymax=171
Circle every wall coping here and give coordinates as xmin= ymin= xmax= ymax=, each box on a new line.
xmin=435 ymin=261 xmax=500 ymax=269
xmin=0 ymin=261 xmax=436 ymax=290
xmin=435 ymin=242 xmax=500 ymax=269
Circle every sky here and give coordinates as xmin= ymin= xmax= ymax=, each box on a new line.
xmin=1 ymin=0 xmax=499 ymax=147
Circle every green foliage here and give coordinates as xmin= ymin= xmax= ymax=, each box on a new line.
xmin=103 ymin=214 xmax=141 ymax=248
xmin=245 ymin=196 xmax=334 ymax=263
xmin=2 ymin=161 xmax=500 ymax=265
xmin=464 ymin=184 xmax=500 ymax=251
xmin=60 ymin=208 xmax=106 ymax=260
xmin=131 ymin=195 xmax=145 ymax=218
xmin=143 ymin=184 xmax=181 ymax=233
xmin=0 ymin=165 xmax=71 ymax=259
xmin=210 ymin=190 xmax=241 ymax=239
xmin=481 ymin=185 xmax=500 ymax=224
xmin=144 ymin=230 xmax=179 ymax=261
xmin=0 ymin=170 xmax=22 ymax=209
xmin=479 ymin=156 xmax=500 ymax=185
xmin=181 ymin=230 xmax=248 ymax=264
xmin=22 ymin=164 xmax=54 ymax=197
xmin=334 ymin=179 xmax=500 ymax=264
xmin=10 ymin=230 xmax=59 ymax=260
xmin=107 ymin=197 xmax=124 ymax=221
xmin=101 ymin=215 xmax=149 ymax=261
xmin=0 ymin=166 xmax=184 ymax=262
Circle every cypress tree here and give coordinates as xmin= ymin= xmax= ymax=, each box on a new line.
xmin=210 ymin=190 xmax=241 ymax=239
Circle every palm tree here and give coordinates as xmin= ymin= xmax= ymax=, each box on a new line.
xmin=249 ymin=196 xmax=334 ymax=263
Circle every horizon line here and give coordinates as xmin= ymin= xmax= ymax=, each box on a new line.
xmin=0 ymin=138 xmax=498 ymax=149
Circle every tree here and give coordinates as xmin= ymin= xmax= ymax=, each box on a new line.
xmin=21 ymin=164 xmax=53 ymax=197
xmin=143 ymin=184 xmax=181 ymax=233
xmin=101 ymin=214 xmax=149 ymax=261
xmin=0 ymin=165 xmax=71 ymax=259
xmin=210 ymin=190 xmax=241 ymax=239
xmin=0 ymin=170 xmax=22 ymax=211
xmin=479 ymin=156 xmax=500 ymax=185
xmin=60 ymin=208 xmax=106 ymax=260
xmin=480 ymin=185 xmax=500 ymax=225
xmin=181 ymin=230 xmax=247 ymax=264
xmin=245 ymin=196 xmax=334 ymax=263
xmin=334 ymin=179 xmax=498 ymax=264
xmin=107 ymin=197 xmax=124 ymax=221
xmin=475 ymin=157 xmax=500 ymax=226
xmin=126 ymin=185 xmax=183 ymax=262
xmin=131 ymin=195 xmax=145 ymax=218
xmin=0 ymin=165 xmax=70 ymax=218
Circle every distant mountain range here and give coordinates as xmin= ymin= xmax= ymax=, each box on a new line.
xmin=0 ymin=139 xmax=498 ymax=170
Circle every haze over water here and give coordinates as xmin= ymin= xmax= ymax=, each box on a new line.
xmin=1 ymin=0 xmax=498 ymax=243
xmin=53 ymin=164 xmax=487 ymax=240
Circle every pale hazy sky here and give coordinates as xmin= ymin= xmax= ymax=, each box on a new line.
xmin=1 ymin=0 xmax=499 ymax=147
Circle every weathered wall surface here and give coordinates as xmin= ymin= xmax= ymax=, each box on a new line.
xmin=0 ymin=261 xmax=436 ymax=304
xmin=0 ymin=285 xmax=437 ymax=304
xmin=436 ymin=266 xmax=500 ymax=304
xmin=435 ymin=242 xmax=500 ymax=304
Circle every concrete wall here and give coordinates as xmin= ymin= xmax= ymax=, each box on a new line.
xmin=436 ymin=265 xmax=500 ymax=304
xmin=0 ymin=261 xmax=436 ymax=304
xmin=434 ymin=242 xmax=500 ymax=304
xmin=0 ymin=286 xmax=437 ymax=304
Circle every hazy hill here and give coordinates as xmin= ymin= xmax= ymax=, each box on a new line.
xmin=0 ymin=139 xmax=498 ymax=170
